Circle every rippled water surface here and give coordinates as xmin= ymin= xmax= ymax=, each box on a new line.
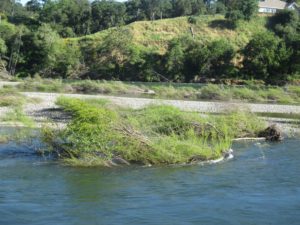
xmin=0 ymin=138 xmax=300 ymax=225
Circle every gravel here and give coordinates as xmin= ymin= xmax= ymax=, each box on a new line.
xmin=22 ymin=92 xmax=300 ymax=114
xmin=0 ymin=91 xmax=299 ymax=133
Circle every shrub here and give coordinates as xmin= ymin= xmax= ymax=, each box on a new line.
xmin=198 ymin=84 xmax=231 ymax=101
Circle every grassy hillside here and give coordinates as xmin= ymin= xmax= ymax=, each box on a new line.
xmin=71 ymin=15 xmax=268 ymax=55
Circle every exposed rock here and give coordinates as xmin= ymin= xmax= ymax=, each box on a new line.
xmin=223 ymin=149 xmax=234 ymax=159
xmin=259 ymin=125 xmax=283 ymax=142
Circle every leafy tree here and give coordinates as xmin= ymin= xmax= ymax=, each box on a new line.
xmin=269 ymin=9 xmax=299 ymax=40
xmin=91 ymin=0 xmax=126 ymax=32
xmin=18 ymin=23 xmax=79 ymax=77
xmin=267 ymin=9 xmax=300 ymax=79
xmin=140 ymin=0 xmax=159 ymax=20
xmin=157 ymin=0 xmax=173 ymax=19
xmin=165 ymin=36 xmax=236 ymax=82
xmin=191 ymin=0 xmax=207 ymax=15
xmin=225 ymin=0 xmax=258 ymax=24
xmin=26 ymin=0 xmax=42 ymax=12
xmin=90 ymin=28 xmax=143 ymax=80
xmin=165 ymin=39 xmax=185 ymax=81
xmin=206 ymin=38 xmax=235 ymax=77
xmin=40 ymin=0 xmax=91 ymax=36
xmin=0 ymin=21 xmax=17 ymax=41
xmin=125 ymin=0 xmax=146 ymax=22
xmin=288 ymin=36 xmax=300 ymax=75
xmin=0 ymin=38 xmax=7 ymax=71
xmin=23 ymin=24 xmax=60 ymax=74
xmin=173 ymin=0 xmax=192 ymax=17
xmin=183 ymin=38 xmax=235 ymax=81
xmin=242 ymin=32 xmax=292 ymax=83
xmin=0 ymin=38 xmax=7 ymax=55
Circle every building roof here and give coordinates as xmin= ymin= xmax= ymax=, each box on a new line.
xmin=287 ymin=2 xmax=300 ymax=9
xmin=258 ymin=0 xmax=288 ymax=9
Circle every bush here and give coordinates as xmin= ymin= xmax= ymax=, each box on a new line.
xmin=198 ymin=84 xmax=231 ymax=101
xmin=188 ymin=16 xmax=197 ymax=24
xmin=242 ymin=32 xmax=292 ymax=83
xmin=232 ymin=87 xmax=263 ymax=102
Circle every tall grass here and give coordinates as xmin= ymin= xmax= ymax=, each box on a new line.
xmin=43 ymin=97 xmax=266 ymax=167
xmin=2 ymin=107 xmax=35 ymax=127
xmin=0 ymin=87 xmax=26 ymax=107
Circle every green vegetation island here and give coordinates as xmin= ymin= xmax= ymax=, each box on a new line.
xmin=0 ymin=0 xmax=300 ymax=167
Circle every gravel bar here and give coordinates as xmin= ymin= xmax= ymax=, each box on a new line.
xmin=22 ymin=92 xmax=300 ymax=114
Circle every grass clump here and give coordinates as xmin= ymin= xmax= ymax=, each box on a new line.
xmin=132 ymin=105 xmax=195 ymax=135
xmin=18 ymin=77 xmax=65 ymax=93
xmin=216 ymin=111 xmax=266 ymax=138
xmin=0 ymin=88 xmax=25 ymax=107
xmin=43 ymin=97 xmax=267 ymax=167
xmin=198 ymin=84 xmax=231 ymax=101
xmin=2 ymin=107 xmax=35 ymax=127
xmin=232 ymin=87 xmax=263 ymax=102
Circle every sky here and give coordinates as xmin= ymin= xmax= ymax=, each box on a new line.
xmin=20 ymin=0 xmax=29 ymax=5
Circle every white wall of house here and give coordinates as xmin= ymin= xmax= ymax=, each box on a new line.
xmin=259 ymin=7 xmax=278 ymax=13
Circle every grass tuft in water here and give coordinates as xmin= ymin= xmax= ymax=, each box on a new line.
xmin=42 ymin=97 xmax=266 ymax=167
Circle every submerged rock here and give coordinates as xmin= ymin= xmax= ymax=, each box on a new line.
xmin=259 ymin=125 xmax=283 ymax=142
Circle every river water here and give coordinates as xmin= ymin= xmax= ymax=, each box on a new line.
xmin=0 ymin=138 xmax=299 ymax=225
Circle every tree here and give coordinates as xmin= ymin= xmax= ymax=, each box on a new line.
xmin=173 ymin=0 xmax=192 ymax=17
xmin=40 ymin=0 xmax=91 ymax=36
xmin=269 ymin=9 xmax=299 ymax=39
xmin=157 ymin=0 xmax=172 ymax=19
xmin=90 ymin=27 xmax=143 ymax=80
xmin=165 ymin=39 xmax=185 ymax=81
xmin=26 ymin=0 xmax=42 ymax=12
xmin=91 ymin=0 xmax=126 ymax=32
xmin=22 ymin=24 xmax=81 ymax=77
xmin=206 ymin=39 xmax=235 ymax=77
xmin=0 ymin=38 xmax=7 ymax=71
xmin=288 ymin=36 xmax=300 ymax=75
xmin=242 ymin=32 xmax=292 ymax=83
xmin=125 ymin=0 xmax=146 ymax=22
xmin=225 ymin=0 xmax=258 ymax=24
xmin=267 ymin=9 xmax=300 ymax=79
xmin=0 ymin=38 xmax=7 ymax=55
xmin=182 ymin=38 xmax=235 ymax=81
xmin=7 ymin=26 xmax=25 ymax=75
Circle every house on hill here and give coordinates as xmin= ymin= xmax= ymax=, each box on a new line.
xmin=258 ymin=0 xmax=299 ymax=14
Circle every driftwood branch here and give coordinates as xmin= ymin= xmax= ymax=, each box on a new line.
xmin=116 ymin=125 xmax=151 ymax=146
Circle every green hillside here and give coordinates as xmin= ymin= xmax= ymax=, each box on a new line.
xmin=72 ymin=15 xmax=268 ymax=55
